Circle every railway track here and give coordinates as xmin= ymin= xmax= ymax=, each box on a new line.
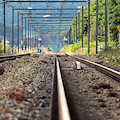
xmin=0 ymin=53 xmax=31 ymax=63
xmin=51 ymin=54 xmax=120 ymax=120
xmin=0 ymin=53 xmax=120 ymax=119
xmin=70 ymin=55 xmax=120 ymax=81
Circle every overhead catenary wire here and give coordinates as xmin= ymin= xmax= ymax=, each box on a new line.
xmin=2 ymin=0 xmax=89 ymax=53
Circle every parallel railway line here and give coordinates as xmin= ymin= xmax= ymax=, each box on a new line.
xmin=70 ymin=55 xmax=120 ymax=81
xmin=0 ymin=53 xmax=31 ymax=63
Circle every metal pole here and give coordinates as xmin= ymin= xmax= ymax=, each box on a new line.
xmin=39 ymin=41 xmax=40 ymax=53
xmin=33 ymin=28 xmax=34 ymax=48
xmin=82 ymin=6 xmax=84 ymax=48
xmin=67 ymin=32 xmax=69 ymax=44
xmin=76 ymin=16 xmax=77 ymax=43
xmin=68 ymin=32 xmax=69 ymax=44
xmin=30 ymin=25 xmax=31 ymax=50
xmin=12 ymin=7 xmax=14 ymax=54
xmin=105 ymin=0 xmax=108 ymax=48
xmin=33 ymin=29 xmax=34 ymax=49
xmin=107 ymin=0 xmax=110 ymax=45
xmin=35 ymin=30 xmax=37 ymax=49
xmin=35 ymin=34 xmax=37 ymax=51
xmin=34 ymin=28 xmax=36 ymax=48
xmin=119 ymin=33 xmax=120 ymax=48
xmin=25 ymin=19 xmax=26 ymax=50
xmin=32 ymin=27 xmax=33 ymax=49
xmin=70 ymin=27 xmax=71 ymax=43
xmin=96 ymin=0 xmax=98 ymax=54
xmin=74 ymin=34 xmax=75 ymax=42
xmin=35 ymin=30 xmax=36 ymax=48
xmin=28 ymin=22 xmax=29 ymax=50
xmin=69 ymin=27 xmax=71 ymax=44
xmin=21 ymin=15 xmax=23 ymax=51
xmin=17 ymin=12 xmax=19 ymax=53
xmin=40 ymin=41 xmax=41 ymax=53
xmin=88 ymin=0 xmax=90 ymax=54
xmin=78 ymin=12 xmax=80 ymax=42
xmin=3 ymin=0 xmax=6 ymax=53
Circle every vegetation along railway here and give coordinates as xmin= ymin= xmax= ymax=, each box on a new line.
xmin=0 ymin=0 xmax=120 ymax=120
xmin=0 ymin=53 xmax=120 ymax=120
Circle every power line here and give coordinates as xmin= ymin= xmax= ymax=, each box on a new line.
xmin=6 ymin=0 xmax=88 ymax=3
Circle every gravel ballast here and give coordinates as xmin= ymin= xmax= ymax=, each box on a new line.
xmin=58 ymin=54 xmax=120 ymax=120
xmin=72 ymin=54 xmax=120 ymax=72
xmin=0 ymin=53 xmax=120 ymax=120
xmin=0 ymin=53 xmax=55 ymax=120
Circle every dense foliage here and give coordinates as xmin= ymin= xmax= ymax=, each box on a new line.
xmin=62 ymin=0 xmax=120 ymax=54
xmin=72 ymin=0 xmax=120 ymax=43
xmin=0 ymin=40 xmax=12 ymax=56
xmin=97 ymin=46 xmax=120 ymax=65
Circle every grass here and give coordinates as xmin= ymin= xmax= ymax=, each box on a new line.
xmin=62 ymin=38 xmax=120 ymax=65
xmin=61 ymin=37 xmax=104 ymax=54
xmin=16 ymin=58 xmax=31 ymax=63
xmin=17 ymin=46 xmax=47 ymax=53
xmin=0 ymin=40 xmax=12 ymax=56
xmin=32 ymin=54 xmax=39 ymax=58
xmin=97 ymin=46 xmax=120 ymax=65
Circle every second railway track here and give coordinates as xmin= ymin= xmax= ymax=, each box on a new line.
xmin=0 ymin=53 xmax=31 ymax=63
xmin=70 ymin=55 xmax=120 ymax=81
xmin=53 ymin=54 xmax=120 ymax=120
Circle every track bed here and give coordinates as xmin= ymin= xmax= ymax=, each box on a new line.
xmin=58 ymin=54 xmax=120 ymax=120
xmin=0 ymin=53 xmax=55 ymax=120
xmin=0 ymin=53 xmax=120 ymax=120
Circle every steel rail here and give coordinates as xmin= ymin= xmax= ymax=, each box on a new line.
xmin=72 ymin=56 xmax=120 ymax=81
xmin=50 ymin=55 xmax=71 ymax=120
xmin=0 ymin=53 xmax=31 ymax=63
xmin=56 ymin=55 xmax=71 ymax=120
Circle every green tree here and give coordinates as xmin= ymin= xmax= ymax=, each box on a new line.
xmin=71 ymin=0 xmax=120 ymax=45
xmin=0 ymin=40 xmax=12 ymax=56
